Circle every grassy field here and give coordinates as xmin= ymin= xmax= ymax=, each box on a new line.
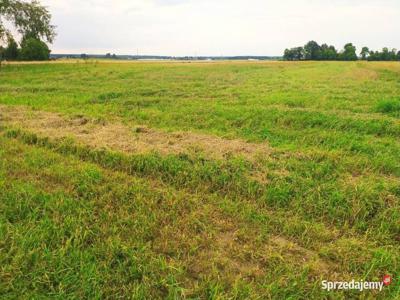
xmin=0 ymin=60 xmax=399 ymax=299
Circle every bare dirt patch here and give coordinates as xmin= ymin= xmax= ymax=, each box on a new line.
xmin=0 ymin=105 xmax=270 ymax=161
xmin=152 ymin=207 xmax=266 ymax=291
xmin=268 ymin=236 xmax=333 ymax=275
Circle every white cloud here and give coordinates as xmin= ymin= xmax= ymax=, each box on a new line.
xmin=41 ymin=0 xmax=400 ymax=55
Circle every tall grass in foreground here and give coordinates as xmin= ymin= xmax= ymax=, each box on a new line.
xmin=1 ymin=132 xmax=399 ymax=299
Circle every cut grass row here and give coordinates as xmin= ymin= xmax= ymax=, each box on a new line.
xmin=1 ymin=129 xmax=399 ymax=299
xmin=4 ymin=127 xmax=399 ymax=240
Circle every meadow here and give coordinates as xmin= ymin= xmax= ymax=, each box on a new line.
xmin=0 ymin=60 xmax=399 ymax=299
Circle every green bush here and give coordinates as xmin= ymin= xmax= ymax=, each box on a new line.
xmin=375 ymin=100 xmax=400 ymax=114
xmin=19 ymin=38 xmax=50 ymax=61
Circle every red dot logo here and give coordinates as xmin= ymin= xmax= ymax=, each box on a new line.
xmin=383 ymin=275 xmax=392 ymax=286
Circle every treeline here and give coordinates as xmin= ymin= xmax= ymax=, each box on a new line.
xmin=284 ymin=41 xmax=400 ymax=61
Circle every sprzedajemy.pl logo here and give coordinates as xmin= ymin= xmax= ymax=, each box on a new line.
xmin=322 ymin=275 xmax=392 ymax=292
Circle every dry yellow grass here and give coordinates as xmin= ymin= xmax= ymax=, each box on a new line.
xmin=0 ymin=105 xmax=270 ymax=161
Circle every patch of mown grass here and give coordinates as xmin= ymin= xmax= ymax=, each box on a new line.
xmin=3 ymin=128 xmax=265 ymax=198
xmin=1 ymin=134 xmax=399 ymax=299
xmin=1 ymin=61 xmax=400 ymax=298
xmin=4 ymin=127 xmax=400 ymax=244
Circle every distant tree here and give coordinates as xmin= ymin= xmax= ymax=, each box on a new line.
xmin=390 ymin=49 xmax=397 ymax=60
xmin=4 ymin=34 xmax=19 ymax=60
xmin=283 ymin=48 xmax=292 ymax=60
xmin=304 ymin=40 xmax=321 ymax=60
xmin=327 ymin=45 xmax=338 ymax=60
xmin=81 ymin=53 xmax=88 ymax=59
xmin=360 ymin=47 xmax=369 ymax=60
xmin=379 ymin=48 xmax=396 ymax=61
xmin=319 ymin=43 xmax=328 ymax=60
xmin=112 ymin=53 xmax=117 ymax=59
xmin=381 ymin=47 xmax=390 ymax=61
xmin=397 ymin=50 xmax=400 ymax=61
xmin=367 ymin=50 xmax=378 ymax=61
xmin=340 ymin=43 xmax=357 ymax=61
xmin=105 ymin=53 xmax=111 ymax=58
xmin=319 ymin=43 xmax=338 ymax=60
xmin=283 ymin=47 xmax=304 ymax=61
xmin=19 ymin=37 xmax=49 ymax=60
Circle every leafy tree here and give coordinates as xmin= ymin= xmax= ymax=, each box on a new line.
xmin=4 ymin=34 xmax=19 ymax=60
xmin=390 ymin=49 xmax=397 ymax=60
xmin=283 ymin=48 xmax=293 ymax=60
xmin=381 ymin=47 xmax=390 ymax=60
xmin=1 ymin=0 xmax=54 ymax=64
xmin=304 ymin=40 xmax=321 ymax=60
xmin=283 ymin=47 xmax=304 ymax=61
xmin=319 ymin=44 xmax=329 ymax=60
xmin=397 ymin=51 xmax=400 ymax=61
xmin=19 ymin=37 xmax=49 ymax=60
xmin=360 ymin=47 xmax=369 ymax=60
xmin=340 ymin=43 xmax=357 ymax=61
xmin=368 ymin=50 xmax=382 ymax=61
xmin=368 ymin=51 xmax=376 ymax=60
xmin=327 ymin=45 xmax=338 ymax=60
xmin=0 ymin=0 xmax=55 ymax=43
xmin=319 ymin=44 xmax=338 ymax=60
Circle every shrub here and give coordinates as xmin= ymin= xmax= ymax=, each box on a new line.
xmin=19 ymin=38 xmax=50 ymax=61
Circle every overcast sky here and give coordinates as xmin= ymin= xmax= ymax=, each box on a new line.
xmin=41 ymin=0 xmax=400 ymax=56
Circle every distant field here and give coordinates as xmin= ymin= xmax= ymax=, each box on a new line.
xmin=0 ymin=61 xmax=399 ymax=299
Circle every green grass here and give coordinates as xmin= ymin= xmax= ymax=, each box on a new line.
xmin=376 ymin=100 xmax=400 ymax=116
xmin=0 ymin=60 xmax=400 ymax=299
